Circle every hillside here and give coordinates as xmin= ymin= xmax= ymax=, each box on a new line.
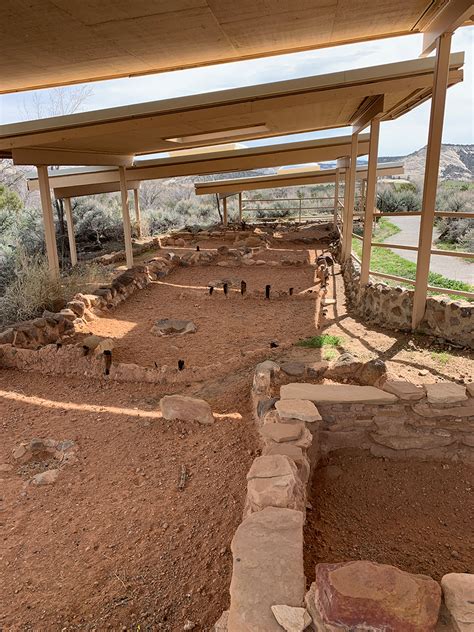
xmin=379 ymin=144 xmax=474 ymax=182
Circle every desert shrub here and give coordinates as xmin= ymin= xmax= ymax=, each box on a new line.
xmin=377 ymin=189 xmax=399 ymax=212
xmin=0 ymin=249 xmax=108 ymax=326
xmin=460 ymin=227 xmax=474 ymax=251
xmin=377 ymin=188 xmax=421 ymax=212
xmin=73 ymin=196 xmax=124 ymax=245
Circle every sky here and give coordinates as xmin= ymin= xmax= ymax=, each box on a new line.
xmin=0 ymin=28 xmax=472 ymax=158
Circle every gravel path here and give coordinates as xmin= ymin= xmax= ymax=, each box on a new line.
xmin=385 ymin=215 xmax=473 ymax=284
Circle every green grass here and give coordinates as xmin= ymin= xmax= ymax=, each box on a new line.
xmin=322 ymin=348 xmax=338 ymax=361
xmin=296 ymin=334 xmax=343 ymax=348
xmin=352 ymin=219 xmax=474 ymax=301
xmin=434 ymin=241 xmax=473 ymax=264
xmin=430 ymin=351 xmax=451 ymax=365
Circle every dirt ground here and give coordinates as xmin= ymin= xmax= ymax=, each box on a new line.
xmin=304 ymin=450 xmax=474 ymax=583
xmin=0 ymin=368 xmax=257 ymax=631
xmin=283 ymin=263 xmax=474 ymax=385
xmin=1 ymin=232 xmax=473 ymax=629
xmin=88 ymin=262 xmax=318 ymax=368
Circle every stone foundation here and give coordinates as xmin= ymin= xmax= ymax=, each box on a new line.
xmin=217 ymin=360 xmax=474 ymax=630
xmin=342 ymin=256 xmax=473 ymax=349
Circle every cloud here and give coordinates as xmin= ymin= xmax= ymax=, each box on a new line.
xmin=0 ymin=27 xmax=472 ymax=157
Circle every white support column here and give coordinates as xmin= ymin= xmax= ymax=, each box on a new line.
xmin=238 ymin=193 xmax=243 ymax=223
xmin=342 ymin=132 xmax=359 ymax=261
xmin=223 ymin=196 xmax=228 ymax=226
xmin=133 ymin=188 xmax=142 ymax=238
xmin=412 ymin=33 xmax=452 ymax=329
xmin=37 ymin=165 xmax=60 ymax=278
xmin=333 ymin=168 xmax=339 ymax=227
xmin=119 ymin=166 xmax=134 ymax=269
xmin=63 ymin=197 xmax=78 ymax=267
xmin=360 ymin=118 xmax=381 ymax=285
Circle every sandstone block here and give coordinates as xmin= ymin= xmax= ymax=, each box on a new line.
xmin=0 ymin=328 xmax=14 ymax=345
xmin=260 ymin=422 xmax=304 ymax=444
xmin=426 ymin=383 xmax=468 ymax=406
xmin=358 ymin=358 xmax=387 ymax=386
xmin=271 ymin=605 xmax=311 ymax=631
xmin=31 ymin=469 xmax=60 ymax=485
xmin=214 ymin=611 xmax=229 ymax=631
xmin=262 ymin=444 xmax=310 ymax=484
xmin=151 ymin=318 xmax=197 ymax=336
xmin=326 ymin=352 xmax=362 ymax=379
xmin=312 ymin=560 xmax=441 ymax=631
xmin=383 ymin=380 xmax=425 ymax=400
xmin=245 ymin=455 xmax=304 ymax=516
xmin=281 ymin=383 xmax=397 ymax=404
xmin=306 ymin=361 xmax=328 ymax=379
xmin=66 ymin=300 xmax=86 ymax=317
xmin=370 ymin=431 xmax=455 ymax=451
xmin=228 ymin=507 xmax=305 ymax=632
xmin=160 ymin=394 xmax=214 ymax=425
xmin=281 ymin=362 xmax=306 ymax=377
xmin=275 ymin=399 xmax=322 ymax=423
xmin=441 ymin=573 xmax=474 ymax=632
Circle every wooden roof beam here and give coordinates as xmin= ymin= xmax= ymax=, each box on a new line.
xmin=421 ymin=0 xmax=474 ymax=56
xmin=351 ymin=95 xmax=384 ymax=134
xmin=11 ymin=148 xmax=134 ymax=167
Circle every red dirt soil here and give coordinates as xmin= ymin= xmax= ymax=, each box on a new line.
xmin=0 ymin=369 xmax=257 ymax=631
xmin=304 ymin=450 xmax=474 ymax=583
xmin=87 ymin=263 xmax=319 ymax=368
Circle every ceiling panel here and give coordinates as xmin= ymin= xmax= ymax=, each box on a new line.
xmin=1 ymin=0 xmax=449 ymax=93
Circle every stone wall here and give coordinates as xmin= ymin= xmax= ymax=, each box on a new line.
xmin=342 ymin=256 xmax=473 ymax=349
xmin=216 ymin=360 xmax=474 ymax=630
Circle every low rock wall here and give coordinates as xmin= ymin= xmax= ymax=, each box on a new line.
xmin=342 ymin=256 xmax=473 ymax=349
xmin=216 ymin=360 xmax=474 ymax=630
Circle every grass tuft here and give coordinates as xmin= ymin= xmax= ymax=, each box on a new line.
xmin=296 ymin=334 xmax=342 ymax=348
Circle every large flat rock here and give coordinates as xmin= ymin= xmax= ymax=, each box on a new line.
xmin=425 ymin=383 xmax=468 ymax=406
xmin=280 ymin=383 xmax=397 ymax=404
xmin=228 ymin=507 xmax=305 ymax=632
xmin=275 ymin=399 xmax=322 ymax=423
xmin=312 ymin=560 xmax=441 ymax=631
xmin=441 ymin=573 xmax=474 ymax=632
xmin=160 ymin=394 xmax=214 ymax=425
xmin=383 ymin=380 xmax=425 ymax=401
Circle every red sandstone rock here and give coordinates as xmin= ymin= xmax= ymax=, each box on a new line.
xmin=313 ymin=560 xmax=441 ymax=631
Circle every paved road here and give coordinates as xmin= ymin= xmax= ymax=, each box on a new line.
xmin=384 ymin=215 xmax=473 ymax=285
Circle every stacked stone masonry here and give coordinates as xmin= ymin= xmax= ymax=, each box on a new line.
xmin=0 ymin=226 xmax=318 ymax=355
xmin=342 ymin=257 xmax=473 ymax=349
xmin=217 ymin=359 xmax=474 ymax=631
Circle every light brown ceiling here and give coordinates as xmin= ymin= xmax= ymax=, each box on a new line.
xmin=1 ymin=54 xmax=464 ymax=166
xmin=0 ymin=1 xmax=456 ymax=94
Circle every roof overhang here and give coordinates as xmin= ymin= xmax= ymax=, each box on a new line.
xmin=53 ymin=180 xmax=141 ymax=200
xmin=194 ymin=162 xmax=405 ymax=196
xmin=2 ymin=1 xmax=472 ymax=94
xmin=2 ymin=53 xmax=464 ymax=166
xmin=27 ymin=134 xmax=370 ymax=192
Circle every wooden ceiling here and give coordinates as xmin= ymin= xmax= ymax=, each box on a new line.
xmin=0 ymin=1 xmax=466 ymax=94
xmin=1 ymin=54 xmax=464 ymax=166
